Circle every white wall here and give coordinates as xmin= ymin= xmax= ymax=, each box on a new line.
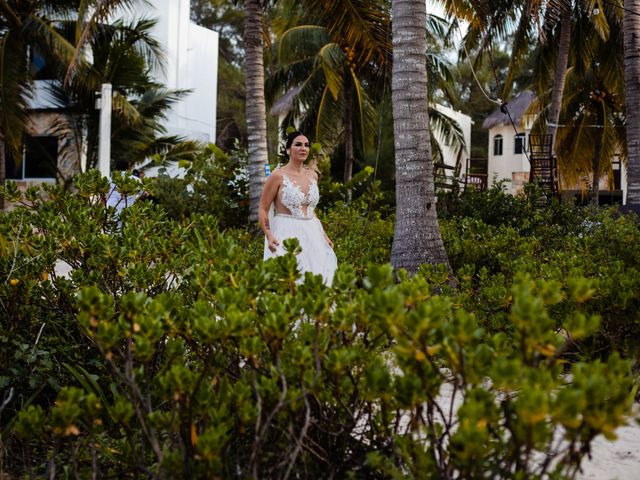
xmin=121 ymin=0 xmax=218 ymax=143
xmin=432 ymin=104 xmax=472 ymax=170
xmin=27 ymin=80 xmax=59 ymax=109
xmin=487 ymin=124 xmax=530 ymax=193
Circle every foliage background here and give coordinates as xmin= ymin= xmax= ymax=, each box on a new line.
xmin=1 ymin=171 xmax=638 ymax=478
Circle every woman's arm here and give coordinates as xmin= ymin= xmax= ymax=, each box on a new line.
xmin=310 ymin=170 xmax=334 ymax=249
xmin=259 ymin=172 xmax=281 ymax=252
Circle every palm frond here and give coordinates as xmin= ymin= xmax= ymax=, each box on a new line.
xmin=0 ymin=30 xmax=30 ymax=155
xmin=112 ymin=90 xmax=142 ymax=125
xmin=587 ymin=0 xmax=610 ymax=41
xmin=66 ymin=0 xmax=149 ymax=84
xmin=429 ymin=106 xmax=466 ymax=158
xmin=315 ymin=84 xmax=344 ymax=150
xmin=349 ymin=68 xmax=377 ymax=150
xmin=301 ymin=0 xmax=391 ymax=75
xmin=318 ymin=42 xmax=345 ymax=101
xmin=278 ymin=25 xmax=330 ymax=64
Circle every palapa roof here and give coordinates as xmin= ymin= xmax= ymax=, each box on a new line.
xmin=269 ymin=86 xmax=302 ymax=117
xmin=482 ymin=90 xmax=537 ymax=130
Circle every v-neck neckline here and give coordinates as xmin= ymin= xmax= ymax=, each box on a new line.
xmin=282 ymin=173 xmax=315 ymax=198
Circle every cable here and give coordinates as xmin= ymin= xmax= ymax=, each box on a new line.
xmin=483 ymin=33 xmax=536 ymax=173
xmin=600 ymin=0 xmax=640 ymax=18
xmin=451 ymin=0 xmax=502 ymax=106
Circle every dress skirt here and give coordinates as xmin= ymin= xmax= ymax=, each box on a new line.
xmin=263 ymin=214 xmax=337 ymax=285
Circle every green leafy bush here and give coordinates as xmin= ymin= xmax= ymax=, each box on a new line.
xmin=440 ymin=210 xmax=640 ymax=361
xmin=149 ymin=142 xmax=249 ymax=226
xmin=0 ymin=174 xmax=636 ymax=479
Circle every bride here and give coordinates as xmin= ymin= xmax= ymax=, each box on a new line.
xmin=259 ymin=131 xmax=337 ymax=285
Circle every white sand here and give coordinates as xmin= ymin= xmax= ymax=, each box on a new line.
xmin=578 ymin=413 xmax=640 ymax=480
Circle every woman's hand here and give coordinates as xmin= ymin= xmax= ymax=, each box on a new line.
xmin=324 ymin=234 xmax=334 ymax=249
xmin=267 ymin=234 xmax=280 ymax=252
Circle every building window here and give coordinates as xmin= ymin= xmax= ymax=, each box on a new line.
xmin=514 ymin=133 xmax=526 ymax=154
xmin=5 ymin=136 xmax=58 ymax=179
xmin=30 ymin=46 xmax=58 ymax=81
xmin=493 ymin=135 xmax=503 ymax=156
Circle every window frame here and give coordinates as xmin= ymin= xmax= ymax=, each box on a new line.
xmin=514 ymin=133 xmax=526 ymax=154
xmin=5 ymin=135 xmax=58 ymax=180
xmin=493 ymin=134 xmax=503 ymax=156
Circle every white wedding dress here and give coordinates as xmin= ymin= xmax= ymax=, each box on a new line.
xmin=263 ymin=173 xmax=337 ymax=285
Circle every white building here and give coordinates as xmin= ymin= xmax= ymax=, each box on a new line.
xmin=482 ymin=90 xmax=537 ymax=195
xmin=124 ymin=0 xmax=218 ymax=143
xmin=431 ymin=103 xmax=473 ymax=171
xmin=483 ymin=90 xmax=628 ymax=203
xmin=4 ymin=1 xmax=218 ymax=188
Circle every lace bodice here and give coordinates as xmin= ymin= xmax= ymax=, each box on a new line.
xmin=279 ymin=173 xmax=319 ymax=219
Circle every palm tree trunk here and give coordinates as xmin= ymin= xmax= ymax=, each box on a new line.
xmin=0 ymin=134 xmax=5 ymax=211
xmin=547 ymin=6 xmax=571 ymax=146
xmin=624 ymin=0 xmax=640 ymax=206
xmin=343 ymin=74 xmax=354 ymax=185
xmin=591 ymin=110 xmax=604 ymax=205
xmin=390 ymin=0 xmax=451 ymax=274
xmin=244 ymin=0 xmax=269 ymax=223
xmin=344 ymin=73 xmax=354 ymax=202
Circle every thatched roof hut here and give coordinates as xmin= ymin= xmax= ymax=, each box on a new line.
xmin=482 ymin=90 xmax=537 ymax=130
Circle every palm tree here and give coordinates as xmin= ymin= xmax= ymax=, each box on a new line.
xmin=51 ymin=17 xmax=198 ymax=172
xmin=460 ymin=0 xmax=615 ymax=168
xmin=244 ymin=0 xmax=270 ymax=223
xmin=270 ymin=4 xmax=465 ymax=187
xmin=624 ymin=0 xmax=640 ymax=206
xmin=0 ymin=0 xmax=149 ymax=207
xmin=0 ymin=1 xmax=77 ymax=208
xmin=390 ymin=0 xmax=451 ymax=273
xmin=555 ymin=66 xmax=626 ymax=204
xmin=526 ymin=3 xmax=625 ymax=203
xmin=269 ymin=25 xmax=379 ymax=182
xmin=268 ymin=0 xmax=390 ymax=184
xmin=0 ymin=1 xmax=79 ymax=153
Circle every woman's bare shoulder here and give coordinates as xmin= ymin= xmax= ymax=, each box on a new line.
xmin=268 ymin=168 xmax=285 ymax=181
xmin=306 ymin=167 xmax=319 ymax=181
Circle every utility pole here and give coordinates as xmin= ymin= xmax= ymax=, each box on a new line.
xmin=96 ymin=83 xmax=112 ymax=178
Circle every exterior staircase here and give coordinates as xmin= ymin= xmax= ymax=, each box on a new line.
xmin=528 ymin=134 xmax=559 ymax=200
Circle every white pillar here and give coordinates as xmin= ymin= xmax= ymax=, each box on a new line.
xmin=97 ymin=83 xmax=112 ymax=177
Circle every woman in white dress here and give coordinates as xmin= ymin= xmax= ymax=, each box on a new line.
xmin=259 ymin=131 xmax=338 ymax=285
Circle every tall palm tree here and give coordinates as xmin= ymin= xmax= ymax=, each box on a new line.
xmin=269 ymin=0 xmax=390 ymax=183
xmin=624 ymin=0 xmax=640 ymax=206
xmin=244 ymin=0 xmax=269 ymax=223
xmin=51 ymin=17 xmax=198 ymax=172
xmin=461 ymin=0 xmax=614 ymax=163
xmin=0 ymin=0 xmax=77 ymax=209
xmin=390 ymin=0 xmax=451 ymax=273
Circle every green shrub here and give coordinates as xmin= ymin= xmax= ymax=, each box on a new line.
xmin=440 ymin=209 xmax=640 ymax=361
xmin=438 ymin=181 xmax=585 ymax=239
xmin=149 ymin=142 xmax=249 ymax=226
xmin=0 ymin=173 xmax=636 ymax=479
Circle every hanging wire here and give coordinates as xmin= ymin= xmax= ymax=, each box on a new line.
xmin=600 ymin=0 xmax=640 ymax=18
xmin=450 ymin=0 xmax=502 ymax=106
xmin=484 ymin=40 xmax=533 ymax=168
